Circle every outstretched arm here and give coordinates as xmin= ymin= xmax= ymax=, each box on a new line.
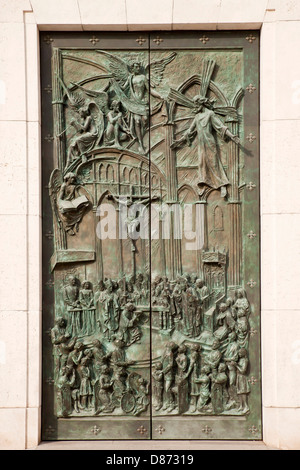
xmin=211 ymin=112 xmax=239 ymax=144
xmin=225 ymin=128 xmax=240 ymax=144
xmin=170 ymin=118 xmax=196 ymax=149
xmin=150 ymin=87 xmax=164 ymax=101
xmin=106 ymin=193 xmax=126 ymax=206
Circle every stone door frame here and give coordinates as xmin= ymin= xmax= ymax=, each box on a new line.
xmin=2 ymin=1 xmax=298 ymax=450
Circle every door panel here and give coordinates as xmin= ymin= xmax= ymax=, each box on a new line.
xmin=42 ymin=33 xmax=152 ymax=440
xmin=149 ymin=32 xmax=261 ymax=440
xmin=41 ymin=31 xmax=261 ymax=441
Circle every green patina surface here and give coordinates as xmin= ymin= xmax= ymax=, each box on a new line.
xmin=41 ymin=31 xmax=260 ymax=440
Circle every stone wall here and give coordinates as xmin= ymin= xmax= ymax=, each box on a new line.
xmin=0 ymin=0 xmax=300 ymax=450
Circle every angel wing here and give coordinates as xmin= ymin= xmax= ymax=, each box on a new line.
xmin=95 ymin=50 xmax=130 ymax=86
xmin=56 ymin=74 xmax=86 ymax=111
xmin=146 ymin=52 xmax=177 ymax=88
xmin=49 ymin=168 xmax=63 ymax=198
xmin=48 ymin=169 xmax=64 ymax=225
xmin=70 ymin=81 xmax=110 ymax=115
xmin=87 ymin=101 xmax=105 ymax=146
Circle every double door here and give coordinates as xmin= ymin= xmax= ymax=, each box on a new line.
xmin=41 ymin=31 xmax=261 ymax=440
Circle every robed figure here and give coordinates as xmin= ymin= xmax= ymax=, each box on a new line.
xmin=172 ymin=95 xmax=239 ymax=198
xmin=169 ymin=58 xmax=240 ymax=198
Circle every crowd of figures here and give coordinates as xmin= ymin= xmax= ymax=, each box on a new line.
xmin=153 ymin=337 xmax=250 ymax=416
xmin=151 ymin=274 xmax=210 ymax=335
xmin=61 ymin=272 xmax=212 ymax=343
xmin=62 ymin=273 xmax=150 ymax=344
xmin=152 ymin=287 xmax=252 ymax=416
xmin=53 ymin=269 xmax=251 ymax=417
xmin=51 ymin=323 xmax=149 ymax=418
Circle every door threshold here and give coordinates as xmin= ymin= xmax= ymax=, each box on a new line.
xmin=32 ymin=440 xmax=275 ymax=450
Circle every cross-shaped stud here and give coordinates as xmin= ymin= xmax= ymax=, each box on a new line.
xmin=45 ymin=231 xmax=54 ymax=240
xmin=137 ymin=425 xmax=147 ymax=435
xmin=44 ymin=134 xmax=54 ymax=142
xmin=250 ymin=327 xmax=258 ymax=336
xmin=45 ymin=377 xmax=54 ymax=385
xmin=46 ymin=279 xmax=55 ymax=288
xmin=91 ymin=425 xmax=101 ymax=435
xmin=246 ymin=34 xmax=256 ymax=44
xmin=136 ymin=36 xmax=146 ymax=46
xmin=247 ymin=181 xmax=256 ymax=191
xmin=246 ymin=83 xmax=256 ymax=94
xmin=155 ymin=425 xmax=165 ymax=435
xmin=202 ymin=425 xmax=212 ymax=434
xmin=246 ymin=133 xmax=256 ymax=143
xmin=44 ymin=36 xmax=53 ymax=45
xmin=199 ymin=35 xmax=209 ymax=44
xmin=89 ymin=36 xmax=99 ymax=46
xmin=45 ymin=425 xmax=55 ymax=435
xmin=44 ymin=85 xmax=52 ymax=94
xmin=247 ymin=230 xmax=257 ymax=239
xmin=247 ymin=279 xmax=256 ymax=288
xmin=153 ymin=36 xmax=163 ymax=45
xmin=249 ymin=425 xmax=258 ymax=435
xmin=249 ymin=376 xmax=258 ymax=385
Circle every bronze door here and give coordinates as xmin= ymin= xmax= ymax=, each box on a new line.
xmin=41 ymin=31 xmax=261 ymax=440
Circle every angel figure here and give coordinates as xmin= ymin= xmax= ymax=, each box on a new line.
xmin=69 ymin=85 xmax=131 ymax=149
xmin=57 ymin=172 xmax=90 ymax=236
xmin=66 ymin=102 xmax=103 ymax=168
xmin=104 ymin=99 xmax=131 ymax=147
xmin=96 ymin=50 xmax=176 ymax=154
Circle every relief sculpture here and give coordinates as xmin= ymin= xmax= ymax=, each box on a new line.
xmin=46 ymin=41 xmax=259 ymax=434
xmin=51 ymin=273 xmax=151 ymax=418
xmin=95 ymin=50 xmax=176 ymax=154
xmin=169 ymin=59 xmax=240 ymax=198
xmin=171 ymin=94 xmax=239 ymax=198
xmin=151 ymin=277 xmax=252 ymax=416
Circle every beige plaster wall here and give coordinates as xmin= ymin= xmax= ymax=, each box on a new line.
xmin=0 ymin=0 xmax=300 ymax=450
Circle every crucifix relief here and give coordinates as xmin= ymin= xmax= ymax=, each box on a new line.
xmin=106 ymin=188 xmax=159 ymax=279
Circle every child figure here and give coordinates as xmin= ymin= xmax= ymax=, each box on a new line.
xmin=210 ymin=363 xmax=228 ymax=414
xmin=79 ymin=356 xmax=93 ymax=410
xmin=195 ymin=365 xmax=211 ymax=411
xmin=152 ymin=362 xmax=164 ymax=411
xmin=134 ymin=378 xmax=150 ymax=416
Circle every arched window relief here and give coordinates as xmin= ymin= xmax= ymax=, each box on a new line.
xmin=99 ymin=163 xmax=105 ymax=180
xmin=122 ymin=166 xmax=130 ymax=183
xmin=106 ymin=164 xmax=114 ymax=182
